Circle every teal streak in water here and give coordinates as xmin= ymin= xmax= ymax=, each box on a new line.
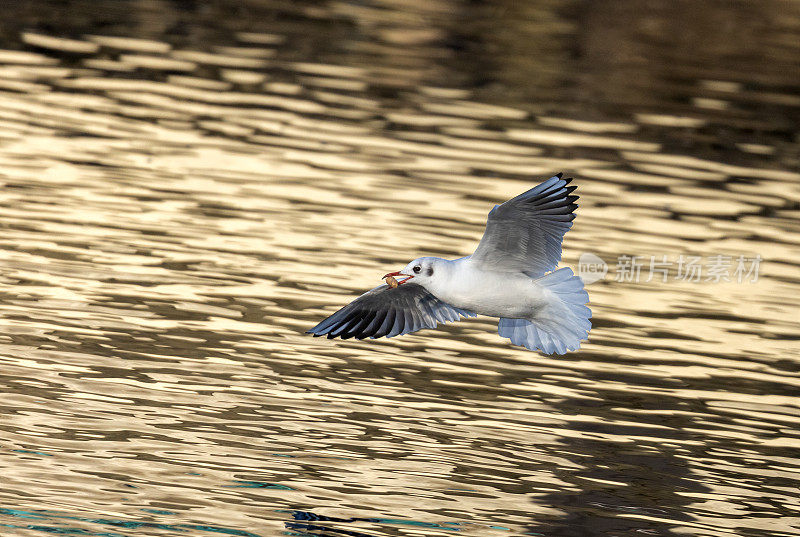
xmin=0 ymin=509 xmax=264 ymax=537
xmin=227 ymin=480 xmax=293 ymax=489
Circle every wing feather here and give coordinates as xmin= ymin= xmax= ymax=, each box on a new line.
xmin=470 ymin=173 xmax=578 ymax=276
xmin=360 ymin=310 xmax=388 ymax=339
xmin=308 ymin=283 xmax=474 ymax=340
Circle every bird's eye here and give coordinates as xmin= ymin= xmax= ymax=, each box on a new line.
xmin=413 ymin=266 xmax=421 ymax=274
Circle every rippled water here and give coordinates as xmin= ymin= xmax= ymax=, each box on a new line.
xmin=0 ymin=1 xmax=799 ymax=536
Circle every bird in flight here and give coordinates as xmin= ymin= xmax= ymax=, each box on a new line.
xmin=308 ymin=173 xmax=591 ymax=354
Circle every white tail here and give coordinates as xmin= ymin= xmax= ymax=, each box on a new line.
xmin=498 ymin=267 xmax=591 ymax=354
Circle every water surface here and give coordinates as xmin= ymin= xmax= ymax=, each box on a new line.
xmin=0 ymin=1 xmax=799 ymax=536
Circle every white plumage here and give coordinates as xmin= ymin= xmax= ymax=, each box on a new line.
xmin=308 ymin=173 xmax=591 ymax=354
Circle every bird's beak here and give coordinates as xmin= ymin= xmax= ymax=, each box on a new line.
xmin=383 ymin=271 xmax=413 ymax=287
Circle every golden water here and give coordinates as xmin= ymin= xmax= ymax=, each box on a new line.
xmin=0 ymin=1 xmax=798 ymax=536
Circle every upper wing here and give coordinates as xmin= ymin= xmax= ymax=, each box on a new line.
xmin=307 ymin=282 xmax=475 ymax=340
xmin=469 ymin=173 xmax=578 ymax=276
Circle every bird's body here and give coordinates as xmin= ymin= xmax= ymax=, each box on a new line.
xmin=420 ymin=257 xmax=548 ymax=318
xmin=308 ymin=173 xmax=592 ymax=354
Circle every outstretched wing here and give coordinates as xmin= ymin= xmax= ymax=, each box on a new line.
xmin=308 ymin=282 xmax=475 ymax=340
xmin=470 ymin=173 xmax=578 ymax=276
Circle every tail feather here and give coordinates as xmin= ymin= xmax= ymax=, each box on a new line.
xmin=498 ymin=267 xmax=591 ymax=354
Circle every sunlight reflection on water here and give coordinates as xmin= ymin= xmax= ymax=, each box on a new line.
xmin=0 ymin=1 xmax=798 ymax=536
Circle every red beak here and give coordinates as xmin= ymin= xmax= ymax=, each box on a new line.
xmin=383 ymin=271 xmax=413 ymax=285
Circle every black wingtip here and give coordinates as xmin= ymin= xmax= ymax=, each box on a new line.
xmin=555 ymin=172 xmax=563 ymax=178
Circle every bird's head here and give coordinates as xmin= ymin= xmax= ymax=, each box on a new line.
xmin=384 ymin=257 xmax=443 ymax=288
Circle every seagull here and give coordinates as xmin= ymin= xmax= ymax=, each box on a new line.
xmin=307 ymin=173 xmax=591 ymax=354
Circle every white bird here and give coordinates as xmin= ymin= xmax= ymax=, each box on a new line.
xmin=308 ymin=173 xmax=591 ymax=354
